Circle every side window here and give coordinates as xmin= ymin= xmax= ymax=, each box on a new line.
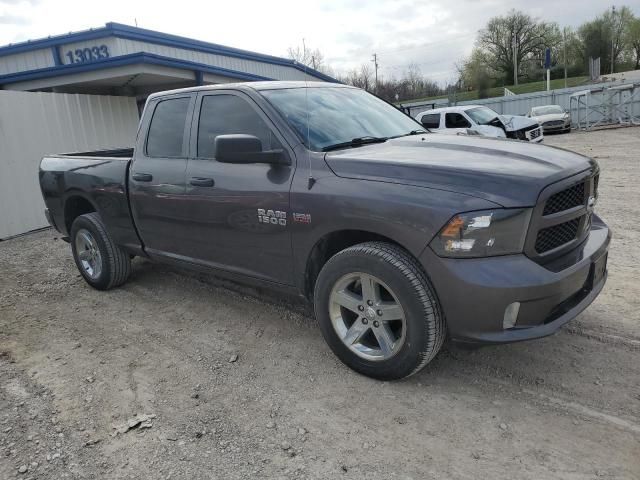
xmin=420 ymin=113 xmax=441 ymax=129
xmin=445 ymin=113 xmax=471 ymax=129
xmin=198 ymin=94 xmax=281 ymax=159
xmin=146 ymin=97 xmax=190 ymax=157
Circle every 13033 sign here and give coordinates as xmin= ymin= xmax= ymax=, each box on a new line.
xmin=64 ymin=45 xmax=110 ymax=64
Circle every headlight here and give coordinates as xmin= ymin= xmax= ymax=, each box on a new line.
xmin=430 ymin=208 xmax=532 ymax=258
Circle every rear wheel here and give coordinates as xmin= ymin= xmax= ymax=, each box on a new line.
xmin=70 ymin=212 xmax=131 ymax=290
xmin=314 ymin=242 xmax=445 ymax=380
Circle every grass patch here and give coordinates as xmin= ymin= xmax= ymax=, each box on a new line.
xmin=401 ymin=76 xmax=589 ymax=104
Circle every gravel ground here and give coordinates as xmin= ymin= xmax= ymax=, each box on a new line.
xmin=1 ymin=126 xmax=639 ymax=479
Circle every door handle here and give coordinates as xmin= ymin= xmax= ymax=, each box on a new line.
xmin=189 ymin=177 xmax=215 ymax=187
xmin=132 ymin=172 xmax=153 ymax=182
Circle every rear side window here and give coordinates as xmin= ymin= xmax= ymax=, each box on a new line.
xmin=146 ymin=97 xmax=190 ymax=157
xmin=420 ymin=113 xmax=440 ymax=129
xmin=445 ymin=113 xmax=471 ymax=129
xmin=198 ymin=94 xmax=281 ymax=158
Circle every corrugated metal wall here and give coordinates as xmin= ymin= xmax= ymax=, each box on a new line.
xmin=0 ymin=90 xmax=138 ymax=239
xmin=110 ymin=38 xmax=317 ymax=81
xmin=0 ymin=48 xmax=55 ymax=75
xmin=1 ymin=36 xmax=320 ymax=82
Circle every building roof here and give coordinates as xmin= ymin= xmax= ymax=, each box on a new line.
xmin=0 ymin=23 xmax=337 ymax=93
xmin=146 ymin=80 xmax=352 ymax=100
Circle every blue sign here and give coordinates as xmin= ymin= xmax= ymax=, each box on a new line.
xmin=544 ymin=47 xmax=551 ymax=70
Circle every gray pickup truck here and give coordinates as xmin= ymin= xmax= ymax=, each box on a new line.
xmin=39 ymin=81 xmax=610 ymax=380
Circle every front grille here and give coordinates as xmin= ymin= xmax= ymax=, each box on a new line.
xmin=526 ymin=172 xmax=598 ymax=263
xmin=543 ymin=120 xmax=564 ymax=127
xmin=535 ymin=219 xmax=580 ymax=253
xmin=543 ymin=182 xmax=585 ymax=215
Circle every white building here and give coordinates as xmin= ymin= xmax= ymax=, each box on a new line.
xmin=0 ymin=23 xmax=336 ymax=239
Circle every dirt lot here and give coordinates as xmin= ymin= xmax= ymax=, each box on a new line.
xmin=1 ymin=127 xmax=639 ymax=479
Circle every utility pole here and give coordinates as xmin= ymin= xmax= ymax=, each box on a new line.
xmin=512 ymin=33 xmax=518 ymax=86
xmin=371 ymin=53 xmax=379 ymax=93
xmin=611 ymin=5 xmax=616 ymax=74
xmin=563 ymin=27 xmax=568 ymax=89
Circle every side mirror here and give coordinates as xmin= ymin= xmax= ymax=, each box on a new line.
xmin=214 ymin=134 xmax=290 ymax=165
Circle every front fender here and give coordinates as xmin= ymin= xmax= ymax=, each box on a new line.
xmin=290 ymin=175 xmax=499 ymax=292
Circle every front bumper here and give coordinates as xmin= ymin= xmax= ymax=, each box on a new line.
xmin=420 ymin=215 xmax=610 ymax=344
xmin=542 ymin=121 xmax=571 ymax=132
xmin=526 ymin=126 xmax=544 ymax=143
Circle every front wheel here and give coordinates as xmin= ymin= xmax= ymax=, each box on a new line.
xmin=314 ymin=242 xmax=445 ymax=380
xmin=70 ymin=212 xmax=131 ymax=290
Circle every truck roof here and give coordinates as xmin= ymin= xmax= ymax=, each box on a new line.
xmin=147 ymin=80 xmax=351 ymax=101
xmin=419 ymin=105 xmax=487 ymax=116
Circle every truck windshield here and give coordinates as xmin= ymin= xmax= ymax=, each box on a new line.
xmin=260 ymin=87 xmax=422 ymax=151
xmin=466 ymin=107 xmax=499 ymax=125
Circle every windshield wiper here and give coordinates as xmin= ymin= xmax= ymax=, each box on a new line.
xmin=390 ymin=130 xmax=427 ymax=138
xmin=321 ymin=136 xmax=388 ymax=152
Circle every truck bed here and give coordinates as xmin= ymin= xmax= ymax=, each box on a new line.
xmin=55 ymin=147 xmax=134 ymax=158
xmin=39 ymin=148 xmax=140 ymax=252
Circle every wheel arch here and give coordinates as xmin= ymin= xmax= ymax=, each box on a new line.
xmin=63 ymin=192 xmax=97 ymax=235
xmin=303 ymin=229 xmax=410 ymax=300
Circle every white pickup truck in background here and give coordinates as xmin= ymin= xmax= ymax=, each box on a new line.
xmin=416 ymin=105 xmax=544 ymax=143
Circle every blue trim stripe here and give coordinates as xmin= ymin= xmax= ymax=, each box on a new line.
xmin=0 ymin=52 xmax=273 ymax=85
xmin=0 ymin=22 xmax=339 ymax=83
xmin=50 ymin=46 xmax=62 ymax=66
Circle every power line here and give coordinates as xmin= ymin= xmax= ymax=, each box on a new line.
xmin=611 ymin=5 xmax=616 ymax=74
xmin=371 ymin=53 xmax=379 ymax=92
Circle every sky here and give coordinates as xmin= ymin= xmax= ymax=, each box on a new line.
xmin=1 ymin=0 xmax=639 ymax=84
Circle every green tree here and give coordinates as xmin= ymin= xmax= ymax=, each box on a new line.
xmin=605 ymin=6 xmax=635 ymax=72
xmin=579 ymin=6 xmax=635 ymax=74
xmin=626 ymin=16 xmax=640 ymax=69
xmin=477 ymin=10 xmax=561 ymax=85
xmin=457 ymin=48 xmax=494 ymax=97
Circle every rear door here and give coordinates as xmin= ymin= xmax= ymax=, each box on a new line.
xmin=129 ymin=93 xmax=195 ymax=257
xmin=182 ymin=90 xmax=295 ymax=285
xmin=419 ymin=112 xmax=442 ymax=131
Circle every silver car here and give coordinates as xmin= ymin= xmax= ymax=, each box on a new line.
xmin=529 ymin=105 xmax=571 ymax=133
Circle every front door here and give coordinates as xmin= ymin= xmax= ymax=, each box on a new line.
xmin=182 ymin=91 xmax=295 ymax=285
xmin=444 ymin=112 xmax=472 ymax=134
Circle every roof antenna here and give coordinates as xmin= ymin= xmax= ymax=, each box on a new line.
xmin=303 ymin=38 xmax=316 ymax=190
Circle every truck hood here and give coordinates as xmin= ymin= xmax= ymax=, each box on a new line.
xmin=324 ymin=134 xmax=596 ymax=207
xmin=498 ymin=114 xmax=539 ymax=131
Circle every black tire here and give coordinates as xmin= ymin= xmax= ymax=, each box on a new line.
xmin=70 ymin=212 xmax=131 ymax=290
xmin=314 ymin=242 xmax=445 ymax=380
